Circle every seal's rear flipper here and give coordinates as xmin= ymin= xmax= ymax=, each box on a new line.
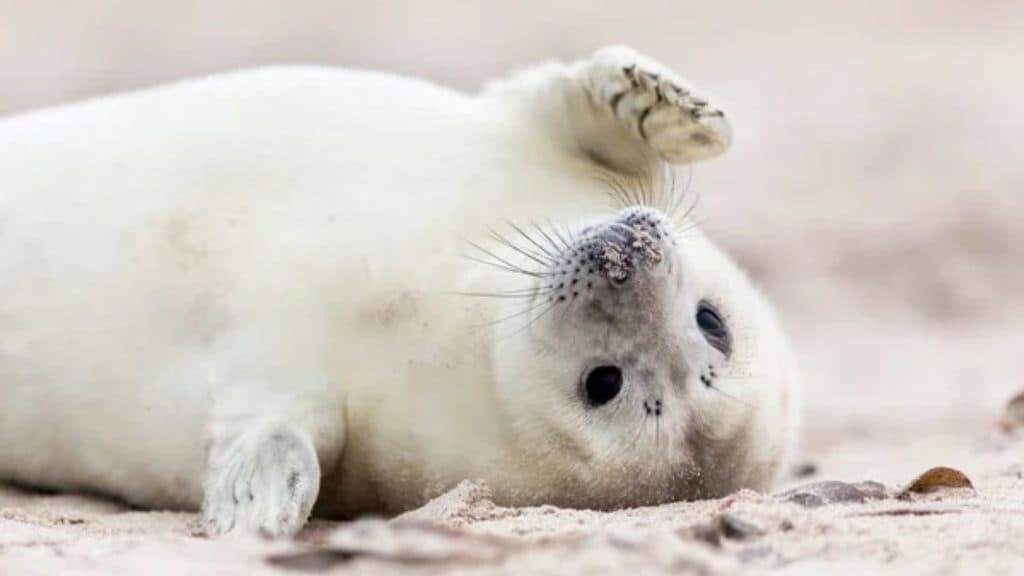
xmin=482 ymin=45 xmax=732 ymax=175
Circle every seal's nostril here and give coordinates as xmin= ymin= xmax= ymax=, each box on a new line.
xmin=585 ymin=211 xmax=670 ymax=286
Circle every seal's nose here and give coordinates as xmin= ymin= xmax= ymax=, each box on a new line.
xmin=588 ymin=208 xmax=672 ymax=285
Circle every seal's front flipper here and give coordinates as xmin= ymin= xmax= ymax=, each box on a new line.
xmin=201 ymin=422 xmax=321 ymax=537
xmin=574 ymin=46 xmax=732 ymax=167
xmin=482 ymin=45 xmax=732 ymax=175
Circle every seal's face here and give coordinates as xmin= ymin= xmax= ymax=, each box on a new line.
xmin=492 ymin=206 xmax=798 ymax=508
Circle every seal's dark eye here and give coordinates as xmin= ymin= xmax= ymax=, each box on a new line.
xmin=582 ymin=366 xmax=623 ymax=407
xmin=697 ymin=302 xmax=731 ymax=355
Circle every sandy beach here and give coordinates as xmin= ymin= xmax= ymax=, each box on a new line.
xmin=2 ymin=0 xmax=1023 ymax=573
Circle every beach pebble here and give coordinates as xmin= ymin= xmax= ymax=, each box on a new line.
xmin=775 ymin=480 xmax=891 ymax=508
xmin=898 ymin=466 xmax=974 ymax=499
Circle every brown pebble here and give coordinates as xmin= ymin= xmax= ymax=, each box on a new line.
xmin=898 ymin=466 xmax=974 ymax=499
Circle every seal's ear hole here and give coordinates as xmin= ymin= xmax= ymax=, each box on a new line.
xmin=582 ymin=366 xmax=623 ymax=407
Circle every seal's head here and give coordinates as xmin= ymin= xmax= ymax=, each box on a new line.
xmin=491 ymin=205 xmax=800 ymax=508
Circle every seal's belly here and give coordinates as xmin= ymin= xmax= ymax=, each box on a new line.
xmin=0 ymin=65 xmax=601 ymax=508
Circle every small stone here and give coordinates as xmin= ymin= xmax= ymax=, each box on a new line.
xmin=791 ymin=462 xmax=819 ymax=478
xmin=681 ymin=512 xmax=768 ymax=553
xmin=713 ymin=513 xmax=765 ymax=541
xmin=775 ymin=480 xmax=891 ymax=508
xmin=898 ymin=466 xmax=974 ymax=499
xmin=681 ymin=523 xmax=722 ymax=548
xmin=998 ymin=390 xmax=1024 ymax=433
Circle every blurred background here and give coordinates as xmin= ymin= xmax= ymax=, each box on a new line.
xmin=2 ymin=0 xmax=1022 ymax=480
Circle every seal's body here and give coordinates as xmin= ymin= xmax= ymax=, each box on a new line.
xmin=0 ymin=47 xmax=800 ymax=535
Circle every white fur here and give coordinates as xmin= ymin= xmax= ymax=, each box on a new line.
xmin=0 ymin=46 xmax=798 ymax=535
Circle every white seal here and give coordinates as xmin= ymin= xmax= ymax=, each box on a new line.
xmin=0 ymin=46 xmax=800 ymax=536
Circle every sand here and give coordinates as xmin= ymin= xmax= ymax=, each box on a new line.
xmin=2 ymin=427 xmax=1022 ymax=575
xmin=2 ymin=244 xmax=1022 ymax=575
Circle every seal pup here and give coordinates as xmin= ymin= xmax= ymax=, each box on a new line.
xmin=0 ymin=46 xmax=801 ymax=535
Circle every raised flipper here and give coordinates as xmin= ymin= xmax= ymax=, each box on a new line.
xmin=482 ymin=45 xmax=732 ymax=174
